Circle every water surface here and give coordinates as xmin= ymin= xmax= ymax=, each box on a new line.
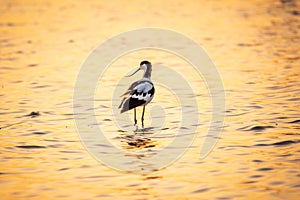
xmin=0 ymin=0 xmax=299 ymax=199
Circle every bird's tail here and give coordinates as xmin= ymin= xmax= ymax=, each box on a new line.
xmin=119 ymin=98 xmax=131 ymax=114
xmin=119 ymin=97 xmax=129 ymax=113
xmin=120 ymin=109 xmax=127 ymax=114
xmin=118 ymin=97 xmax=125 ymax=109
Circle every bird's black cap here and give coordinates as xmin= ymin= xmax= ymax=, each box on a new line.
xmin=140 ymin=60 xmax=151 ymax=66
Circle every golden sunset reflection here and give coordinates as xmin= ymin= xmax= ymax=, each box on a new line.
xmin=0 ymin=0 xmax=299 ymax=199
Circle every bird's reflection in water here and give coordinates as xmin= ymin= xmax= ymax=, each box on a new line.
xmin=117 ymin=127 xmax=158 ymax=150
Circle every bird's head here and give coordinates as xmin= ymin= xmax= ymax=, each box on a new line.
xmin=125 ymin=60 xmax=152 ymax=77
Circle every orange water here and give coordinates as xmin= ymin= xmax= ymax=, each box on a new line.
xmin=0 ymin=0 xmax=299 ymax=199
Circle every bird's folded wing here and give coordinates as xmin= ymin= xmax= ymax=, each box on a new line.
xmin=120 ymin=81 xmax=154 ymax=113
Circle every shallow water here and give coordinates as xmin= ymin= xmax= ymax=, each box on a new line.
xmin=1 ymin=0 xmax=300 ymax=199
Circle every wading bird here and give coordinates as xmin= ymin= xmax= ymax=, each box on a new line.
xmin=119 ymin=60 xmax=155 ymax=128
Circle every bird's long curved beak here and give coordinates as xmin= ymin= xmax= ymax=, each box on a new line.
xmin=125 ymin=67 xmax=140 ymax=77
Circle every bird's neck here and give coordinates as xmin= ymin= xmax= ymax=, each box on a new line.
xmin=143 ymin=66 xmax=152 ymax=79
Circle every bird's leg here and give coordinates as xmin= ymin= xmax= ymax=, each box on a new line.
xmin=141 ymin=105 xmax=145 ymax=128
xmin=134 ymin=108 xmax=137 ymax=126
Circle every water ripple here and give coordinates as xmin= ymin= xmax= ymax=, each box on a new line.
xmin=15 ymin=145 xmax=46 ymax=149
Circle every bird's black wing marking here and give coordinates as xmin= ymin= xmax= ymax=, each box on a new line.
xmin=120 ymin=95 xmax=146 ymax=113
xmin=147 ymin=85 xmax=155 ymax=96
xmin=120 ymin=81 xmax=155 ymax=113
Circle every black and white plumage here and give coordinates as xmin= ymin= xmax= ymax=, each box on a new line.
xmin=119 ymin=60 xmax=155 ymax=128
